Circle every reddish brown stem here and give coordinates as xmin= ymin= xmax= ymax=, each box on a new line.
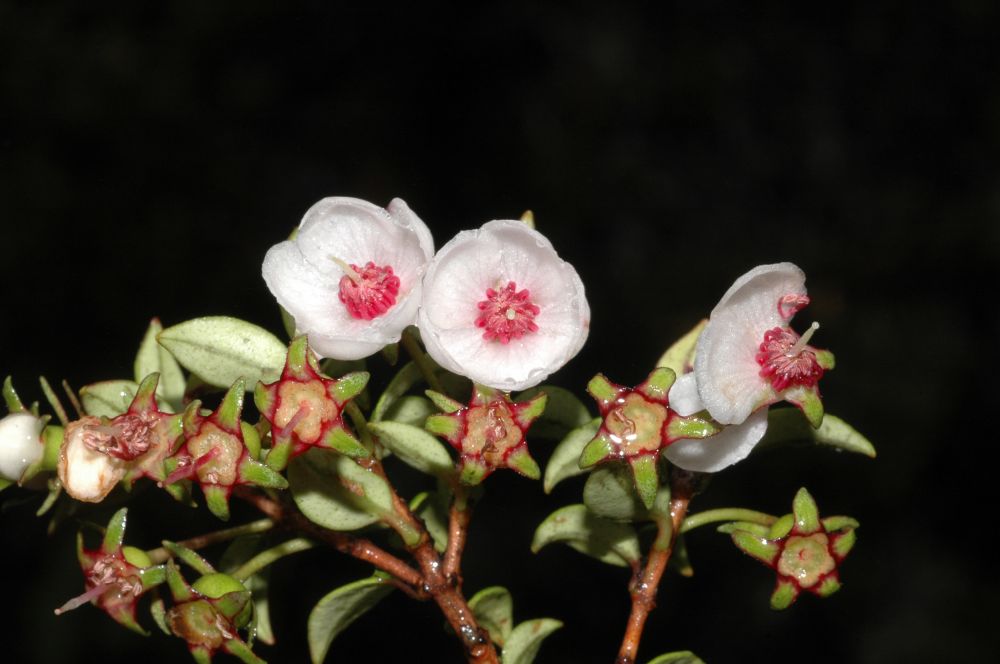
xmin=615 ymin=472 xmax=697 ymax=664
xmin=412 ymin=541 xmax=499 ymax=664
xmin=235 ymin=488 xmax=424 ymax=590
xmin=443 ymin=486 xmax=471 ymax=585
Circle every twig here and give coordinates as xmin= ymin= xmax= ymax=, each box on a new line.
xmin=234 ymin=487 xmax=425 ymax=591
xmin=615 ymin=470 xmax=698 ymax=664
xmin=146 ymin=518 xmax=275 ymax=564
xmin=443 ymin=484 xmax=471 ymax=585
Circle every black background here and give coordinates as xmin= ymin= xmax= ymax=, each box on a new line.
xmin=2 ymin=2 xmax=998 ymax=663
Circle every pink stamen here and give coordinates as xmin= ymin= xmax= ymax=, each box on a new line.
xmin=756 ymin=326 xmax=824 ymax=391
xmin=475 ymin=281 xmax=540 ymax=344
xmin=278 ymin=402 xmax=311 ymax=440
xmin=337 ymin=261 xmax=401 ymax=320
xmin=54 ymin=582 xmax=111 ymax=615
xmin=778 ymin=293 xmax=811 ymax=320
xmin=82 ymin=413 xmax=154 ymax=461
xmin=160 ymin=447 xmax=221 ymax=486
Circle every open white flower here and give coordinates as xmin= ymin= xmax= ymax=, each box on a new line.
xmin=418 ymin=220 xmax=590 ymax=391
xmin=693 ymin=262 xmax=832 ymax=427
xmin=0 ymin=412 xmax=45 ymax=482
xmin=663 ymin=262 xmax=834 ymax=473
xmin=263 ymin=197 xmax=434 ymax=360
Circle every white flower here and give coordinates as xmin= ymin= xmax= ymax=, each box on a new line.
xmin=418 ymin=219 xmax=590 ymax=391
xmin=0 ymin=412 xmax=44 ymax=482
xmin=262 ymin=197 xmax=434 ymax=360
xmin=663 ymin=262 xmax=832 ymax=473
xmin=693 ymin=262 xmax=830 ymax=426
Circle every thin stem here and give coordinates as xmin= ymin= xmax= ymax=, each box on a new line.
xmin=234 ymin=488 xmax=425 ymax=591
xmin=345 ymin=401 xmax=376 ymax=450
xmin=146 ymin=519 xmax=275 ymax=564
xmin=38 ymin=376 xmax=69 ymax=425
xmin=615 ymin=471 xmax=697 ymax=664
xmin=443 ymin=484 xmax=471 ymax=585
xmin=232 ymin=537 xmax=315 ymax=581
xmin=400 ymin=327 xmax=446 ymax=394
xmin=680 ymin=508 xmax=778 ymax=534
xmin=412 ymin=541 xmax=499 ymax=664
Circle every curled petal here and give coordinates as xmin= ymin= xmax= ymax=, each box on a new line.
xmin=419 ymin=220 xmax=590 ymax=391
xmin=58 ymin=417 xmax=128 ymax=502
xmin=664 ymin=408 xmax=769 ymax=473
xmin=695 ymin=262 xmax=805 ymax=424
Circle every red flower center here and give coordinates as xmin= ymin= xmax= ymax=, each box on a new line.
xmin=337 ymin=261 xmax=401 ymax=320
xmin=82 ymin=413 xmax=155 ymax=461
xmin=476 ymin=281 xmax=540 ymax=344
xmin=755 ymin=324 xmax=824 ymax=392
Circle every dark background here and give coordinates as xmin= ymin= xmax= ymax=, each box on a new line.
xmin=2 ymin=2 xmax=997 ymax=662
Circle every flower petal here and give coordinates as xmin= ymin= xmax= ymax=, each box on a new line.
xmin=0 ymin=412 xmax=44 ymax=481
xmin=263 ymin=197 xmax=434 ymax=360
xmin=419 ymin=220 xmax=589 ymax=391
xmin=694 ymin=263 xmax=805 ymax=424
xmin=58 ymin=417 xmax=128 ymax=502
xmin=663 ymin=408 xmax=769 ymax=473
xmin=667 ymin=373 xmax=702 ymax=417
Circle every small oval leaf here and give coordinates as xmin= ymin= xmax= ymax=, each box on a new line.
xmin=158 ymin=317 xmax=286 ymax=391
xmin=308 ymin=576 xmax=394 ymax=664
xmin=655 ymin=320 xmax=707 ymax=376
xmin=368 ymin=421 xmax=455 ymax=478
xmin=543 ymin=417 xmax=601 ymax=494
xmin=289 ymin=450 xmax=394 ymax=531
xmin=134 ymin=318 xmax=186 ymax=409
xmin=382 ymin=395 xmax=436 ymax=428
xmin=759 ymin=409 xmax=876 ymax=458
xmin=468 ymin=586 xmax=514 ymax=646
xmin=583 ymin=465 xmax=648 ymax=522
xmin=514 ymin=385 xmax=591 ymax=440
xmin=502 ymin=618 xmax=562 ymax=664
xmin=410 ymin=491 xmax=449 ymax=552
xmin=80 ymin=380 xmax=139 ymax=417
xmin=531 ymin=504 xmax=640 ymax=568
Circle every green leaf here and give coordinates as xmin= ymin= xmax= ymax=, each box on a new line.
xmin=583 ymin=464 xmax=648 ymax=522
xmin=368 ymin=421 xmax=455 ymax=478
xmin=382 ymin=395 xmax=436 ymax=428
xmin=134 ymin=318 xmax=186 ymax=410
xmin=543 ymin=417 xmax=602 ymax=494
xmin=289 ymin=450 xmax=394 ymax=531
xmin=163 ymin=541 xmax=217 ymax=575
xmin=501 ymin=618 xmax=562 ymax=664
xmin=80 ymin=380 xmax=139 ymax=417
xmin=246 ymin=571 xmax=276 ymax=646
xmin=655 ymin=319 xmax=707 ymax=376
xmin=158 ymin=317 xmax=286 ymax=391
xmin=513 ymin=385 xmax=591 ymax=440
xmin=646 ymin=651 xmax=707 ymax=664
xmin=307 ymin=576 xmax=393 ymax=664
xmin=410 ymin=491 xmax=449 ymax=552
xmin=468 ymin=586 xmax=514 ymax=646
xmin=758 ymin=409 xmax=876 ymax=458
xmin=531 ymin=504 xmax=641 ymax=568
xmin=370 ymin=360 xmax=428 ymax=422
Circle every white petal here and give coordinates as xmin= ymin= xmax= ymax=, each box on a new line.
xmin=664 ymin=407 xmax=769 ymax=473
xmin=58 ymin=417 xmax=127 ymax=503
xmin=419 ymin=220 xmax=589 ymax=391
xmin=262 ymin=197 xmax=433 ymax=360
xmin=0 ymin=413 xmax=44 ymax=481
xmin=667 ymin=373 xmax=702 ymax=416
xmin=262 ymin=240 xmax=347 ymax=334
xmin=695 ymin=263 xmax=805 ymax=424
